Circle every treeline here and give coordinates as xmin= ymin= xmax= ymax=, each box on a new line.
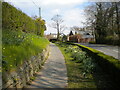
xmin=2 ymin=2 xmax=46 ymax=36
xmin=85 ymin=2 xmax=120 ymax=45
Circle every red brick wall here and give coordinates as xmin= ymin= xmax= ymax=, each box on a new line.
xmin=68 ymin=34 xmax=94 ymax=43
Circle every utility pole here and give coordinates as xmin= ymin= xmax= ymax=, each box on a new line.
xmin=32 ymin=1 xmax=42 ymax=35
xmin=39 ymin=7 xmax=41 ymax=18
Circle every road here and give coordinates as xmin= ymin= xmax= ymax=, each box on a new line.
xmin=77 ymin=43 xmax=120 ymax=60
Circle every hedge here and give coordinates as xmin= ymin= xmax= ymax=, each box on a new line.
xmin=65 ymin=42 xmax=120 ymax=83
xmin=2 ymin=2 xmax=46 ymax=36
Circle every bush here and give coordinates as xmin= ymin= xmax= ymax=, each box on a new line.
xmin=89 ymin=41 xmax=96 ymax=44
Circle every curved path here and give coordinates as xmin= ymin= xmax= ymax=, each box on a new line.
xmin=27 ymin=43 xmax=68 ymax=88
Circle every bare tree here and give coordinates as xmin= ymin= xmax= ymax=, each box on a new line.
xmin=60 ymin=25 xmax=67 ymax=34
xmin=51 ymin=14 xmax=64 ymax=40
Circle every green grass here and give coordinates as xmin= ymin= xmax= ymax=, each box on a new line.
xmin=56 ymin=42 xmax=97 ymax=88
xmin=56 ymin=42 xmax=119 ymax=88
xmin=2 ymin=30 xmax=49 ymax=71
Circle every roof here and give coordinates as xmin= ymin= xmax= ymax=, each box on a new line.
xmin=82 ymin=35 xmax=94 ymax=38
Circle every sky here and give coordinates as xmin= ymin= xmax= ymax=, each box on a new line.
xmin=4 ymin=0 xmax=119 ymax=35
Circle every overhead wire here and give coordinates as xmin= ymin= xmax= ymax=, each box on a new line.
xmin=31 ymin=0 xmax=39 ymax=8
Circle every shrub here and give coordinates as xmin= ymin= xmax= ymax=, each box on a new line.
xmin=89 ymin=41 xmax=96 ymax=44
xmin=83 ymin=57 xmax=95 ymax=74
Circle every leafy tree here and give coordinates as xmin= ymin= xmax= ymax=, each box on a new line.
xmin=35 ymin=17 xmax=46 ymax=37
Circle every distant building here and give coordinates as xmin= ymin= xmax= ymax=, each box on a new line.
xmin=45 ymin=33 xmax=57 ymax=40
xmin=45 ymin=33 xmax=64 ymax=41
xmin=67 ymin=31 xmax=95 ymax=43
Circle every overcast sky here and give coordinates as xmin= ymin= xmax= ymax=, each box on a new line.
xmin=4 ymin=0 xmax=119 ymax=35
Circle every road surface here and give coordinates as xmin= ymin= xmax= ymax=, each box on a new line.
xmin=77 ymin=43 xmax=120 ymax=60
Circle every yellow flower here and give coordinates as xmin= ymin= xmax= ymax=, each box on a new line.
xmin=74 ymin=50 xmax=77 ymax=53
xmin=73 ymin=46 xmax=78 ymax=49
xmin=10 ymin=65 xmax=12 ymax=67
xmin=18 ymin=35 xmax=21 ymax=37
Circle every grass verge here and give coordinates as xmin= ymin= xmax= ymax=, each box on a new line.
xmin=56 ymin=42 xmax=96 ymax=88
xmin=2 ymin=30 xmax=49 ymax=71
xmin=56 ymin=42 xmax=119 ymax=88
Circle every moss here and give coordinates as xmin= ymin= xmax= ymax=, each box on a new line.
xmin=75 ymin=43 xmax=120 ymax=67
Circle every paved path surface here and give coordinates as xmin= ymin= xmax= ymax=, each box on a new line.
xmin=27 ymin=43 xmax=68 ymax=88
xmin=77 ymin=43 xmax=120 ymax=60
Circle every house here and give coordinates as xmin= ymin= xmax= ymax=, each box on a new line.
xmin=45 ymin=33 xmax=57 ymax=40
xmin=67 ymin=31 xmax=94 ymax=43
xmin=45 ymin=33 xmax=64 ymax=41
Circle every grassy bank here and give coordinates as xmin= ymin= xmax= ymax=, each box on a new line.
xmin=56 ymin=42 xmax=119 ymax=88
xmin=2 ymin=30 xmax=49 ymax=71
xmin=56 ymin=42 xmax=96 ymax=88
xmin=70 ymin=43 xmax=120 ymax=85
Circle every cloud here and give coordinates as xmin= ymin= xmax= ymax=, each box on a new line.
xmin=4 ymin=0 xmax=89 ymax=35
xmin=41 ymin=0 xmax=85 ymax=6
xmin=63 ymin=8 xmax=86 ymax=27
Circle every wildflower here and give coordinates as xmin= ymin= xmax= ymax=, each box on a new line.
xmin=74 ymin=50 xmax=77 ymax=53
xmin=10 ymin=65 xmax=12 ymax=67
xmin=18 ymin=35 xmax=21 ymax=37
xmin=73 ymin=46 xmax=78 ymax=48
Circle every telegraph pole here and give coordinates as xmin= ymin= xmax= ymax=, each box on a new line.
xmin=39 ymin=7 xmax=41 ymax=18
xmin=32 ymin=1 xmax=41 ymax=18
xmin=32 ymin=1 xmax=42 ymax=35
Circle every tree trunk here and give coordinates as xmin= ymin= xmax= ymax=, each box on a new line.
xmin=57 ymin=23 xmax=60 ymax=41
xmin=115 ymin=2 xmax=120 ymax=45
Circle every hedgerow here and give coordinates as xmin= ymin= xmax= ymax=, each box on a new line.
xmin=2 ymin=2 xmax=46 ymax=37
